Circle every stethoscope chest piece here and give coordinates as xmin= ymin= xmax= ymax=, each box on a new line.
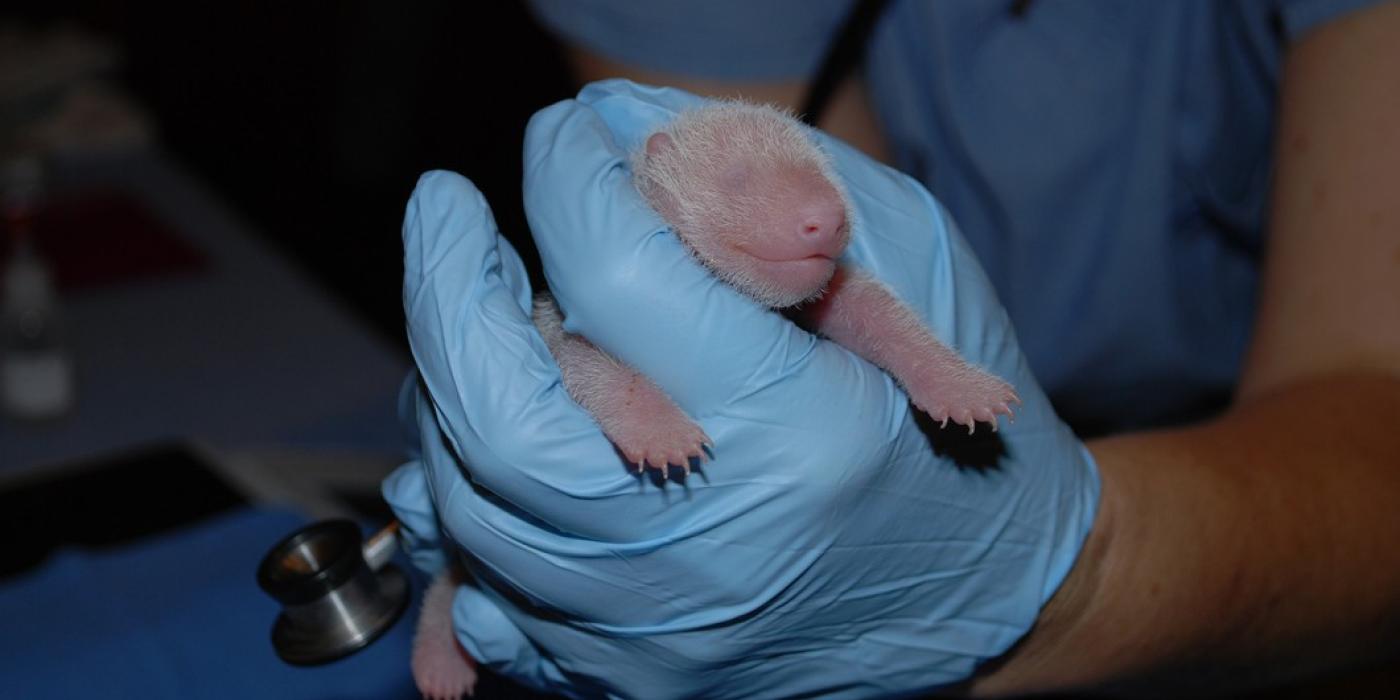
xmin=257 ymin=519 xmax=409 ymax=666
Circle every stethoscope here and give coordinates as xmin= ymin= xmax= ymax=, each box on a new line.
xmin=257 ymin=519 xmax=408 ymax=665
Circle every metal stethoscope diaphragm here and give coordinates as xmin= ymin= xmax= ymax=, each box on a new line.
xmin=257 ymin=519 xmax=408 ymax=666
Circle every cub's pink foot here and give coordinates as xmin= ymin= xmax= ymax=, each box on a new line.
xmin=412 ymin=638 xmax=478 ymax=700
xmin=412 ymin=573 xmax=478 ymax=700
xmin=907 ymin=366 xmax=1019 ymax=434
xmin=598 ymin=375 xmax=712 ymax=475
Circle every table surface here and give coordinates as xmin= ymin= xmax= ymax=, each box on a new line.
xmin=1 ymin=148 xmax=411 ymax=473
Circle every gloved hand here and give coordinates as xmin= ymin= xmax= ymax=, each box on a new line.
xmin=383 ymin=79 xmax=1099 ymax=699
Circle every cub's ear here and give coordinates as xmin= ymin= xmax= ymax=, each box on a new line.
xmin=645 ymin=131 xmax=674 ymax=159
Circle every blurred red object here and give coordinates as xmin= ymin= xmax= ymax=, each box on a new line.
xmin=3 ymin=188 xmax=207 ymax=292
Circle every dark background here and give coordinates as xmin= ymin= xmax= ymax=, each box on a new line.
xmin=9 ymin=0 xmax=572 ymax=350
xmin=2 ymin=7 xmax=570 ymax=693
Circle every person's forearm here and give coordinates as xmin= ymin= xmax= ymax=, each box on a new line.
xmin=972 ymin=6 xmax=1400 ymax=692
xmin=968 ymin=371 xmax=1400 ymax=696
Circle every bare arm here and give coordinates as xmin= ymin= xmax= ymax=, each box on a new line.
xmin=970 ymin=4 xmax=1400 ymax=694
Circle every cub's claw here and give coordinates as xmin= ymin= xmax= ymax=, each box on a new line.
xmin=909 ymin=367 xmax=1018 ymax=435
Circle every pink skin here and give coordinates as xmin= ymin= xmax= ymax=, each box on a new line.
xmin=533 ymin=293 xmax=712 ymax=473
xmin=722 ymin=164 xmax=848 ymax=302
xmin=412 ymin=569 xmax=478 ymax=700
xmin=411 ymin=104 xmax=1018 ymax=695
xmin=797 ymin=267 xmax=1019 ymax=431
xmin=642 ymin=130 xmax=850 ymax=309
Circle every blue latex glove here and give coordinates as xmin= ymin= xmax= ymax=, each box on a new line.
xmin=383 ymin=80 xmax=1099 ymax=699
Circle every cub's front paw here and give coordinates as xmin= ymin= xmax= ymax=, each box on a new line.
xmin=597 ymin=376 xmax=712 ymax=476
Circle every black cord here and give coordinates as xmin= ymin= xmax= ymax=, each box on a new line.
xmin=799 ymin=0 xmax=892 ymax=126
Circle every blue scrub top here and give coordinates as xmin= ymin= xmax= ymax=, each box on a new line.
xmin=526 ymin=0 xmax=1381 ymax=434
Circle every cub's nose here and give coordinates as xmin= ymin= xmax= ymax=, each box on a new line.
xmin=795 ymin=196 xmax=849 ymax=258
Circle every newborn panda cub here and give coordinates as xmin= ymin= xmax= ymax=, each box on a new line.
xmin=537 ymin=100 xmax=1019 ymax=472
xmin=409 ymin=101 xmax=1019 ymax=700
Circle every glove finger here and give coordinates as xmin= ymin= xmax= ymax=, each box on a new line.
xmin=576 ymin=79 xmax=711 ymax=149
xmin=381 ymin=460 xmax=449 ymax=575
xmin=401 ymin=171 xmax=648 ymax=533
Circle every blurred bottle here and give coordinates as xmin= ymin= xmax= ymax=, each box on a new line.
xmin=2 ymin=155 xmax=75 ymax=420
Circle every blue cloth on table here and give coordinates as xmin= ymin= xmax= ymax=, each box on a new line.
xmin=0 ymin=508 xmax=419 ymax=700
